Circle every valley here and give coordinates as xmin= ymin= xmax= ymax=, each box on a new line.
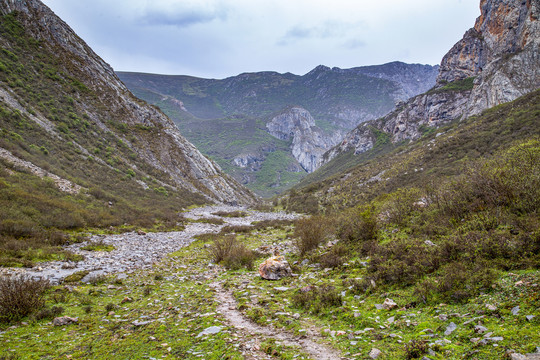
xmin=0 ymin=0 xmax=539 ymax=359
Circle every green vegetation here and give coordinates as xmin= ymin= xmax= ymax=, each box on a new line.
xmin=117 ymin=63 xmax=419 ymax=197
xmin=0 ymin=12 xmax=208 ymax=267
xmin=427 ymin=77 xmax=476 ymax=94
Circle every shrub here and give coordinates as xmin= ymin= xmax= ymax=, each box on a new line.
xmin=291 ymin=285 xmax=342 ymax=314
xmin=293 ymin=216 xmax=330 ymax=255
xmin=0 ymin=275 xmax=50 ymax=322
xmin=404 ymin=339 xmax=428 ymax=359
xmin=219 ymin=225 xmax=253 ymax=234
xmin=336 ymin=207 xmax=378 ymax=243
xmin=32 ymin=305 xmax=64 ymax=321
xmin=319 ymin=244 xmax=348 ymax=269
xmin=211 ymin=210 xmax=247 ymax=218
xmin=209 ymin=235 xmax=258 ymax=270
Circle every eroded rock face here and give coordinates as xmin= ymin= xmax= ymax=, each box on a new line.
xmin=0 ymin=0 xmax=256 ymax=205
xmin=258 ymin=256 xmax=292 ymax=280
xmin=321 ymin=0 xmax=540 ymax=165
xmin=267 ymin=107 xmax=339 ymax=172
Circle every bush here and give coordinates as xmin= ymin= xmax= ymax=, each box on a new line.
xmin=293 ymin=216 xmax=330 ymax=255
xmin=404 ymin=339 xmax=428 ymax=359
xmin=0 ymin=275 xmax=50 ymax=322
xmin=336 ymin=207 xmax=378 ymax=243
xmin=32 ymin=305 xmax=64 ymax=321
xmin=209 ymin=235 xmax=258 ymax=270
xmin=291 ymin=285 xmax=342 ymax=314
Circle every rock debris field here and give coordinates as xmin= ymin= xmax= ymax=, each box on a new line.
xmin=0 ymin=205 xmax=300 ymax=284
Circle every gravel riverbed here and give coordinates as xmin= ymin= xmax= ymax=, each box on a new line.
xmin=0 ymin=205 xmax=300 ymax=284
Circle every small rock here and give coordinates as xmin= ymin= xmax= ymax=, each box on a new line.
xmin=53 ymin=316 xmax=78 ymax=326
xmin=369 ymin=348 xmax=382 ymax=359
xmin=424 ymin=240 xmax=436 ymax=246
xmin=196 ymin=326 xmax=222 ymax=338
xmin=300 ymin=259 xmax=309 ymax=266
xmin=474 ymin=325 xmax=488 ymax=334
xmin=444 ymin=322 xmax=457 ymax=336
xmin=438 ymin=314 xmax=448 ymax=321
xmin=132 ymin=320 xmax=154 ymax=327
xmin=485 ymin=304 xmax=497 ymax=311
xmin=137 ymin=230 xmax=147 ymax=236
xmin=387 ymin=316 xmax=395 ymax=324
xmin=526 ymin=315 xmax=535 ymax=321
xmin=515 ymin=280 xmax=524 ymax=286
xmin=121 ymin=297 xmax=133 ymax=304
xmin=511 ymin=306 xmax=520 ymax=316
xmin=470 ymin=338 xmax=480 ymax=343
xmin=382 ymin=298 xmax=397 ymax=310
xmin=274 ymin=287 xmax=289 ymax=292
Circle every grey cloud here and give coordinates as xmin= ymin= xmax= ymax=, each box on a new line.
xmin=141 ymin=5 xmax=228 ymax=28
xmin=342 ymin=39 xmax=366 ymax=49
xmin=278 ymin=21 xmax=363 ymax=45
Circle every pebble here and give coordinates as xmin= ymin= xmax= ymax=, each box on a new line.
xmin=511 ymin=306 xmax=520 ymax=316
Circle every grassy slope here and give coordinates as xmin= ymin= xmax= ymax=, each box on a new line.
xmin=292 ymin=88 xmax=540 ymax=209
xmin=0 ymin=12 xmax=207 ymax=267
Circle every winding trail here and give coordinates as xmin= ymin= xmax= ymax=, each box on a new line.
xmin=211 ymin=282 xmax=343 ymax=360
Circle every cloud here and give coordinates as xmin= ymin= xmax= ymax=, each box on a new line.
xmin=140 ymin=2 xmax=229 ymax=28
xmin=278 ymin=20 xmax=363 ymax=45
xmin=342 ymin=39 xmax=366 ymax=49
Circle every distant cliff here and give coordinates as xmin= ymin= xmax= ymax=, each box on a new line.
xmin=322 ymin=0 xmax=540 ymax=164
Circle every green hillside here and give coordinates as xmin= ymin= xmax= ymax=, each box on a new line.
xmin=0 ymin=11 xmax=215 ymax=267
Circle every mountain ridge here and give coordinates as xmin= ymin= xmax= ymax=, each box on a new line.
xmin=118 ymin=62 xmax=438 ymax=196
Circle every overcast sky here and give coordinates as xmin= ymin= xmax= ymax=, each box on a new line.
xmin=41 ymin=0 xmax=480 ymax=79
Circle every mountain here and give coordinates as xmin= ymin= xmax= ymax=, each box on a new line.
xmin=320 ymin=0 xmax=540 ymax=166
xmin=118 ymin=62 xmax=438 ymax=196
xmin=0 ymin=0 xmax=255 ymax=258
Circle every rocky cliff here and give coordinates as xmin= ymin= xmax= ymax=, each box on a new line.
xmin=0 ymin=0 xmax=255 ymax=205
xmin=266 ymin=107 xmax=340 ymax=173
xmin=322 ymin=0 xmax=540 ymax=164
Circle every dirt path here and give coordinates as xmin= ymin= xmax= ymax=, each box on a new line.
xmin=210 ymin=282 xmax=343 ymax=360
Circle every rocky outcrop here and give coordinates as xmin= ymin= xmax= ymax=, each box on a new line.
xmin=267 ymin=107 xmax=339 ymax=172
xmin=0 ymin=0 xmax=255 ymax=205
xmin=321 ymin=0 xmax=540 ymax=165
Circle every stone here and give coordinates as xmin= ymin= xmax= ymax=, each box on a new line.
xmin=196 ymin=326 xmax=222 ymax=338
xmin=273 ymin=287 xmax=289 ymax=292
xmin=369 ymin=348 xmax=382 ymax=359
xmin=258 ymin=256 xmax=292 ymax=280
xmin=474 ymin=325 xmax=488 ymax=334
xmin=526 ymin=315 xmax=535 ymax=321
xmin=511 ymin=306 xmax=520 ymax=316
xmin=485 ymin=304 xmax=497 ymax=311
xmin=438 ymin=314 xmax=448 ymax=321
xmin=53 ymin=316 xmax=78 ymax=326
xmin=137 ymin=230 xmax=147 ymax=236
xmin=132 ymin=320 xmax=154 ymax=327
xmin=424 ymin=240 xmax=436 ymax=246
xmin=444 ymin=322 xmax=457 ymax=336
xmin=382 ymin=298 xmax=397 ymax=310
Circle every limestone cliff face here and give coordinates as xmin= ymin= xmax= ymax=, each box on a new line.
xmin=0 ymin=0 xmax=255 ymax=204
xmin=266 ymin=107 xmax=339 ymax=173
xmin=322 ymin=0 xmax=539 ymax=165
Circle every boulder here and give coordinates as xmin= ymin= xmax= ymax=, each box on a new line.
xmin=53 ymin=316 xmax=78 ymax=326
xmin=258 ymin=256 xmax=292 ymax=280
